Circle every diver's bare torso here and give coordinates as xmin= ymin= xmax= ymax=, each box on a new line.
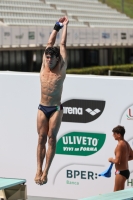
xmin=115 ymin=140 xmax=130 ymax=171
xmin=40 ymin=57 xmax=66 ymax=106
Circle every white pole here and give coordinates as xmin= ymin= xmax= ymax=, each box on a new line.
xmin=108 ymin=70 xmax=111 ymax=76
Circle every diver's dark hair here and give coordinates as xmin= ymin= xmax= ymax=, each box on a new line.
xmin=45 ymin=47 xmax=60 ymax=58
xmin=112 ymin=125 xmax=125 ymax=137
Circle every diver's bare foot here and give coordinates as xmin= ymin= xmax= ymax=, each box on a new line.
xmin=40 ymin=174 xmax=48 ymax=185
xmin=34 ymin=172 xmax=42 ymax=185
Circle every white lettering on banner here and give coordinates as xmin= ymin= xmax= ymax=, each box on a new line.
xmin=63 ymin=147 xmax=97 ymax=152
xmin=92 ymin=138 xmax=98 ymax=146
xmin=80 ymin=147 xmax=97 ymax=151
xmin=63 ymin=107 xmax=83 ymax=115
xmin=62 ymin=136 xmax=98 ymax=146
xmin=63 ymin=147 xmax=74 ymax=151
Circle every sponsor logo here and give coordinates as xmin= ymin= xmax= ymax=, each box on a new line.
xmin=66 ymin=180 xmax=79 ymax=185
xmin=63 ymin=107 xmax=100 ymax=116
xmin=127 ymin=178 xmax=133 ymax=186
xmin=66 ymin=170 xmax=98 ymax=180
xmin=113 ymin=33 xmax=118 ymax=40
xmin=56 ymin=132 xmax=106 ymax=156
xmin=102 ymin=33 xmax=110 ymax=39
xmin=15 ymin=34 xmax=24 ymax=39
xmin=121 ymin=33 xmax=126 ymax=40
xmin=86 ymin=108 xmax=100 ymax=116
xmin=4 ymin=32 xmax=10 ymax=37
xmin=127 ymin=108 xmax=133 ymax=120
xmin=62 ymin=99 xmax=105 ymax=123
xmin=39 ymin=32 xmax=45 ymax=38
xmin=29 ymin=32 xmax=35 ymax=40
xmin=130 ymin=34 xmax=133 ymax=38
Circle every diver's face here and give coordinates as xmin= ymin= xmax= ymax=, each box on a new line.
xmin=113 ymin=132 xmax=120 ymax=140
xmin=45 ymin=54 xmax=58 ymax=69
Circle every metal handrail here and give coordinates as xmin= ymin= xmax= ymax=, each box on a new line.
xmin=108 ymin=70 xmax=133 ymax=76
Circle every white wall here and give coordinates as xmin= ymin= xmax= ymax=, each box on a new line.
xmin=0 ymin=72 xmax=133 ymax=199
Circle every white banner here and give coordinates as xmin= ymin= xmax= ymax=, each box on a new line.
xmin=121 ymin=29 xmax=128 ymax=45
xmin=105 ymin=28 xmax=112 ymax=45
xmin=20 ymin=27 xmax=28 ymax=46
xmin=111 ymin=29 xmax=119 ymax=45
xmin=100 ymin=28 xmax=106 ymax=45
xmin=118 ymin=29 xmax=123 ymax=45
xmin=0 ymin=26 xmax=132 ymax=47
xmin=128 ymin=29 xmax=133 ymax=45
xmin=67 ymin=28 xmax=73 ymax=46
xmin=72 ymin=28 xmax=80 ymax=44
xmin=0 ymin=72 xmax=133 ymax=199
xmin=28 ymin=27 xmax=37 ymax=45
xmin=87 ymin=28 xmax=93 ymax=45
xmin=11 ymin=26 xmax=20 ymax=46
xmin=93 ymin=28 xmax=100 ymax=45
xmin=55 ymin=31 xmax=62 ymax=46
xmin=36 ymin=26 xmax=43 ymax=46
xmin=0 ymin=27 xmax=2 ymax=47
xmin=42 ymin=27 xmax=50 ymax=46
xmin=2 ymin=26 xmax=11 ymax=46
xmin=79 ymin=28 xmax=87 ymax=44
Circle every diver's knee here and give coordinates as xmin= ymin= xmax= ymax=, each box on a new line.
xmin=48 ymin=136 xmax=56 ymax=147
xmin=38 ymin=134 xmax=47 ymax=145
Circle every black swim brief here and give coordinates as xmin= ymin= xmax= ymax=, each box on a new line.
xmin=115 ymin=169 xmax=130 ymax=179
xmin=38 ymin=104 xmax=63 ymax=119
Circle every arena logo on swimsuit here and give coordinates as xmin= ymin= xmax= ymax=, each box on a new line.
xmin=62 ymin=99 xmax=106 ymax=123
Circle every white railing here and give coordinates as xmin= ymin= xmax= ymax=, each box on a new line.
xmin=108 ymin=70 xmax=133 ymax=76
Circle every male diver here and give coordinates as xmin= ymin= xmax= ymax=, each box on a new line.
xmin=34 ymin=16 xmax=69 ymax=185
xmin=108 ymin=125 xmax=133 ymax=191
